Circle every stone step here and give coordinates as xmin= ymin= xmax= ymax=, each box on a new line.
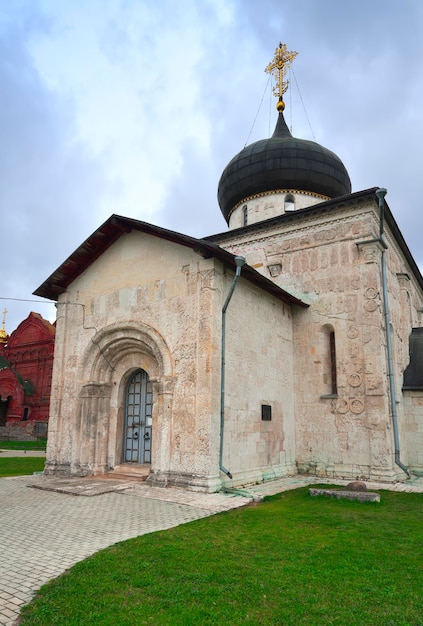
xmin=103 ymin=464 xmax=150 ymax=482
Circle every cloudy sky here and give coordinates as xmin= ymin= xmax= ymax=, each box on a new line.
xmin=1 ymin=0 xmax=423 ymax=332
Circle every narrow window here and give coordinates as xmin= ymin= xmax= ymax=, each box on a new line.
xmin=329 ymin=331 xmax=337 ymax=395
xmin=284 ymin=194 xmax=295 ymax=212
xmin=243 ymin=205 xmax=248 ymax=226
xmin=320 ymin=326 xmax=337 ymax=398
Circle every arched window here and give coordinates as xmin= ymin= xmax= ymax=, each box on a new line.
xmin=284 ymin=194 xmax=295 ymax=212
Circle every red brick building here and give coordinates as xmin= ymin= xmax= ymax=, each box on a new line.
xmin=0 ymin=312 xmax=55 ymax=429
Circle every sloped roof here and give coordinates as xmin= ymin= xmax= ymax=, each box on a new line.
xmin=33 ymin=215 xmax=308 ymax=309
xmin=7 ymin=312 xmax=55 ymax=349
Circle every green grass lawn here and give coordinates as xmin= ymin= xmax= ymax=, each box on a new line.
xmin=19 ymin=487 xmax=423 ymax=625
xmin=0 ymin=439 xmax=47 ymax=451
xmin=0 ymin=457 xmax=45 ymax=477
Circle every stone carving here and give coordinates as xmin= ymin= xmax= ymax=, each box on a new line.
xmin=366 ymin=376 xmax=383 ymax=395
xmin=348 ymin=340 xmax=359 ymax=358
xmin=197 ymin=428 xmax=210 ymax=456
xmin=172 ymin=433 xmax=182 ymax=466
xmin=350 ymin=399 xmax=364 ymax=414
xmin=365 ymin=299 xmax=378 ymax=312
xmin=366 ymin=376 xmax=380 ymax=390
xmin=314 ymin=228 xmax=337 ymax=242
xmin=299 ymin=236 xmax=312 ymax=246
xmin=347 ymin=326 xmax=359 ymax=339
xmin=268 ymin=264 xmax=282 ymax=277
xmin=363 ymin=327 xmax=374 ymax=344
xmin=365 ymin=287 xmax=378 ymax=299
xmin=348 ymin=373 xmax=362 ymax=387
xmin=336 ymin=399 xmax=349 ymax=414
xmin=364 ymin=358 xmax=375 ymax=375
xmin=361 ymin=245 xmax=378 ymax=263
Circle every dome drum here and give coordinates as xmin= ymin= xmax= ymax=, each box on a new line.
xmin=228 ymin=190 xmax=329 ymax=229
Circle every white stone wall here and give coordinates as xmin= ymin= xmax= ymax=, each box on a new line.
xmin=219 ymin=271 xmax=295 ymax=487
xmin=46 ymin=230 xmax=296 ymax=491
xmin=220 ymin=200 xmax=423 ymax=480
xmin=47 ymin=232 xmax=222 ymax=490
xmin=46 ymin=198 xmax=423 ymax=488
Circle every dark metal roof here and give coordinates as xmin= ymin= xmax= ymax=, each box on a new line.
xmin=208 ymin=187 xmax=423 ymax=292
xmin=217 ymin=112 xmax=351 ymax=223
xmin=33 ymin=215 xmax=308 ymax=309
xmin=403 ymin=328 xmax=423 ymax=390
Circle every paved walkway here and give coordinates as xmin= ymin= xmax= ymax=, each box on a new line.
xmin=0 ymin=475 xmax=250 ymax=625
xmin=1 ymin=473 xmax=423 ymax=625
xmin=0 ymin=450 xmax=46 ymax=458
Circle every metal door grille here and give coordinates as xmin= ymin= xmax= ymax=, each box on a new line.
xmin=123 ymin=369 xmax=152 ymax=464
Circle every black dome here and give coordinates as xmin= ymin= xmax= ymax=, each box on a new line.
xmin=218 ymin=112 xmax=351 ymax=223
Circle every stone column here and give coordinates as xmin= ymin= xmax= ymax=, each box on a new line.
xmin=146 ymin=375 xmax=175 ymax=486
xmin=76 ymin=382 xmax=112 ymax=476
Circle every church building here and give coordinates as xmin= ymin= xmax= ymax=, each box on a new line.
xmin=0 ymin=311 xmax=55 ymax=435
xmin=34 ymin=44 xmax=423 ymax=491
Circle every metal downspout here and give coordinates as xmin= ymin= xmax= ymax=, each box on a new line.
xmin=219 ymin=256 xmax=245 ymax=479
xmin=375 ymin=188 xmax=409 ymax=476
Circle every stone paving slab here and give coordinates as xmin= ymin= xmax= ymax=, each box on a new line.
xmin=126 ymin=482 xmax=251 ymax=512
xmin=0 ymin=475 xmax=251 ymax=625
xmin=309 ymin=487 xmax=381 ymax=502
xmin=29 ymin=477 xmax=135 ymax=496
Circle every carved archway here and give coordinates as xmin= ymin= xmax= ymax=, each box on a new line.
xmin=82 ymin=321 xmax=173 ymax=383
xmin=75 ymin=322 xmax=175 ymax=475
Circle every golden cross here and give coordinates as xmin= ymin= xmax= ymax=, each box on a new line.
xmin=1 ymin=308 xmax=7 ymax=330
xmin=265 ymin=43 xmax=298 ymax=108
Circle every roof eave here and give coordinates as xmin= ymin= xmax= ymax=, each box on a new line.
xmin=33 ymin=215 xmax=307 ymax=309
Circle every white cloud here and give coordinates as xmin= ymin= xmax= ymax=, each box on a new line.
xmin=1 ymin=0 xmax=423 ymax=333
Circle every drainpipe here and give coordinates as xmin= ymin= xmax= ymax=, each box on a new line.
xmin=375 ymin=188 xmax=409 ymax=476
xmin=220 ymin=256 xmax=246 ymax=479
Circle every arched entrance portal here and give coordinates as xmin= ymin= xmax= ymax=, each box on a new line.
xmin=123 ymin=369 xmax=152 ymax=464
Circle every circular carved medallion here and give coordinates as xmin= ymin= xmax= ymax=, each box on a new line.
xmin=350 ymin=399 xmax=364 ymax=414
xmin=336 ymin=399 xmax=349 ymax=414
xmin=347 ymin=326 xmax=359 ymax=339
xmin=365 ymin=300 xmax=378 ymax=312
xmin=348 ymin=373 xmax=362 ymax=387
xmin=365 ymin=287 xmax=378 ymax=299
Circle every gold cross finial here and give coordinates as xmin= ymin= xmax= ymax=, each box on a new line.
xmin=265 ymin=43 xmax=298 ymax=111
xmin=1 ymin=308 xmax=7 ymax=330
xmin=0 ymin=308 xmax=8 ymax=344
